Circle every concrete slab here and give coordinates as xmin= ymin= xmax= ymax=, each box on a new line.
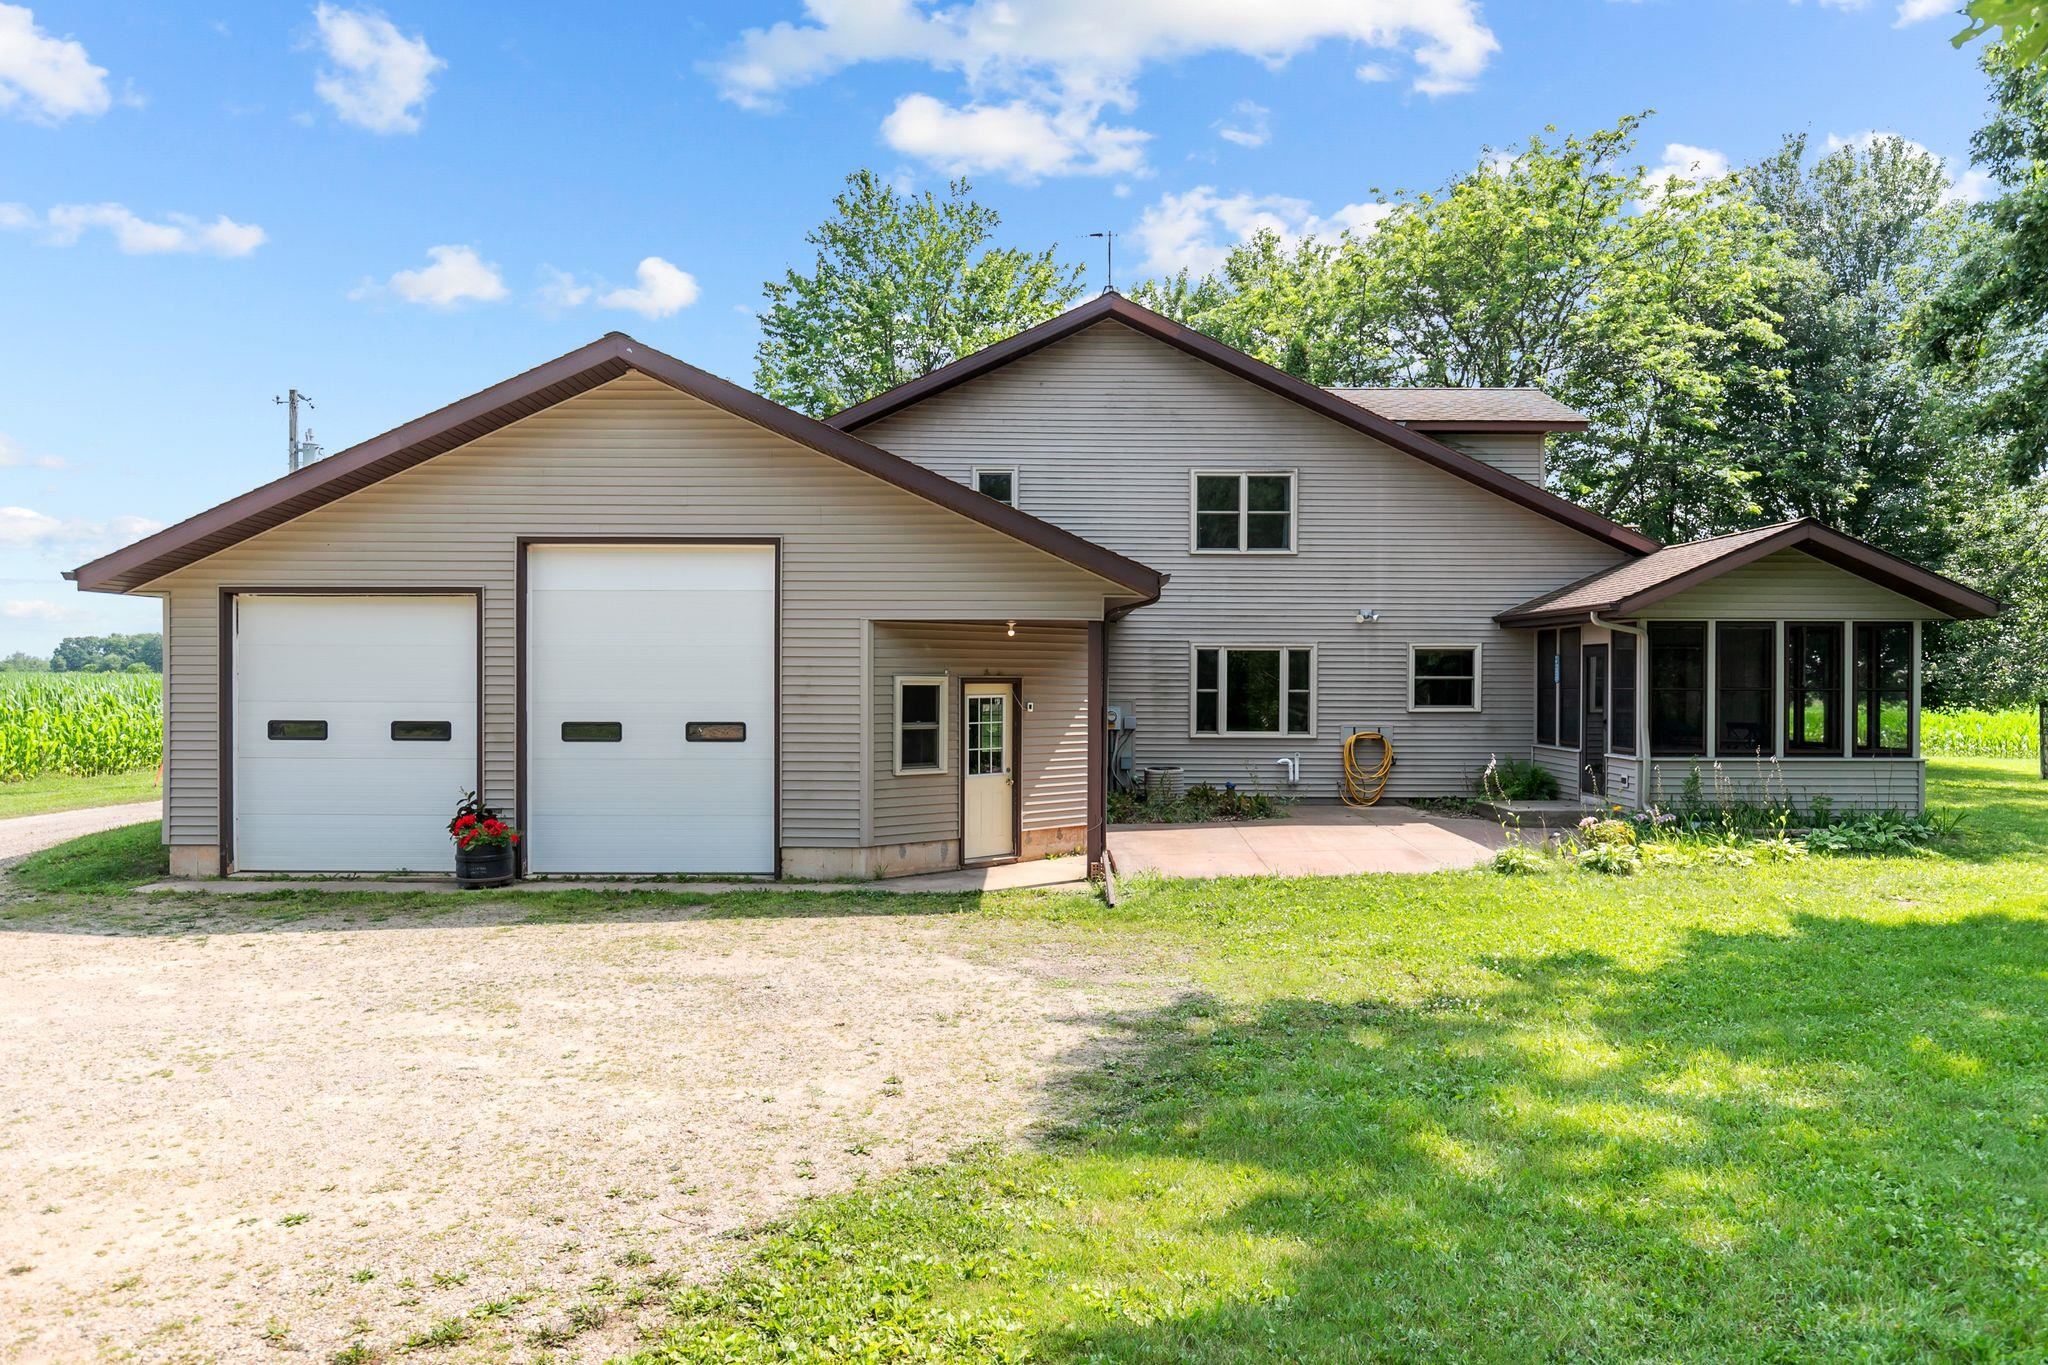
xmin=138 ymin=854 xmax=1090 ymax=897
xmin=1109 ymin=803 xmax=1506 ymax=880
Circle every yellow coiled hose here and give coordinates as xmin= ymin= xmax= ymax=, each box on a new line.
xmin=1341 ymin=730 xmax=1394 ymax=807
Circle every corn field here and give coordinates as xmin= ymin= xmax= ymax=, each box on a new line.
xmin=0 ymin=673 xmax=163 ymax=782
xmin=1920 ymin=707 xmax=2040 ymax=759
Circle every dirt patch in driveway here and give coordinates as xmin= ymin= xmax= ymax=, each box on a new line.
xmin=0 ymin=892 xmax=1167 ymax=1361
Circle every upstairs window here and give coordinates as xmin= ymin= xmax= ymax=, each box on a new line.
xmin=1192 ymin=471 xmax=1295 ymax=553
xmin=1647 ymin=621 xmax=1707 ymax=756
xmin=894 ymin=676 xmax=948 ymax=775
xmin=1854 ymin=623 xmax=1914 ymax=756
xmin=1785 ymin=623 xmax=1843 ymax=754
xmin=1192 ymin=646 xmax=1314 ymax=735
xmin=973 ymin=468 xmax=1017 ymax=506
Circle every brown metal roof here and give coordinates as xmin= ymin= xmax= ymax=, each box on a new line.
xmin=1495 ymin=519 xmax=2002 ymax=624
xmin=1326 ymin=387 xmax=1589 ymax=432
xmin=828 ymin=292 xmax=1660 ymax=557
xmin=66 ymin=333 xmax=1165 ymax=600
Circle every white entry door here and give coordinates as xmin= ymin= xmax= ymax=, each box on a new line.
xmin=233 ymin=594 xmax=477 ymax=872
xmin=526 ymin=544 xmax=775 ymax=874
xmin=962 ymin=681 xmax=1015 ymax=861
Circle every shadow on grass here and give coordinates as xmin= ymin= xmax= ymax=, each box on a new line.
xmin=643 ymin=910 xmax=2048 ymax=1362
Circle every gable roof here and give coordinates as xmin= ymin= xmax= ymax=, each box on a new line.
xmin=1495 ymin=518 xmax=2002 ymax=624
xmin=827 ymin=292 xmax=1658 ymax=556
xmin=1326 ymin=387 xmax=1588 ymax=432
xmin=66 ymin=333 xmax=1165 ymax=599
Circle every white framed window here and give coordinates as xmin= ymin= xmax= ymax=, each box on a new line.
xmin=1190 ymin=470 xmax=1296 ymax=554
xmin=893 ymin=675 xmax=948 ymax=775
xmin=972 ymin=467 xmax=1018 ymax=507
xmin=1190 ymin=645 xmax=1315 ymax=737
xmin=1409 ymin=644 xmax=1482 ymax=712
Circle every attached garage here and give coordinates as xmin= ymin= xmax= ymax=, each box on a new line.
xmin=523 ymin=542 xmax=777 ymax=875
xmin=231 ymin=593 xmax=478 ymax=872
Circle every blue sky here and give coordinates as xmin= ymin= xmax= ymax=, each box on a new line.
xmin=0 ymin=0 xmax=1997 ymax=655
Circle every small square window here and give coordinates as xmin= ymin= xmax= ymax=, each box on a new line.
xmin=894 ymin=676 xmax=948 ymax=775
xmin=1410 ymin=646 xmax=1480 ymax=712
xmin=973 ymin=468 xmax=1017 ymax=506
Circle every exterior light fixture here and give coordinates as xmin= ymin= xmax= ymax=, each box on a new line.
xmin=1355 ymin=608 xmax=1382 ymax=624
xmin=1006 ymin=620 xmax=1017 ymax=637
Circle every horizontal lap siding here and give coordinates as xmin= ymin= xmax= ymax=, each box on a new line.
xmin=1634 ymin=550 xmax=1946 ymax=620
xmin=1441 ymin=432 xmax=1546 ymax=485
xmin=153 ymin=374 xmax=1114 ymax=850
xmin=862 ymin=323 xmax=1628 ymax=800
xmin=869 ymin=623 xmax=1088 ymax=844
xmin=1642 ymin=757 xmax=1926 ymax=814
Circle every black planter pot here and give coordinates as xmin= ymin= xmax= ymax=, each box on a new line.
xmin=455 ymin=843 xmax=516 ymax=889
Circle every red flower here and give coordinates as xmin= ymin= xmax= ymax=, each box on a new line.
xmin=483 ymin=819 xmax=505 ymax=835
xmin=454 ymin=814 xmax=477 ymax=829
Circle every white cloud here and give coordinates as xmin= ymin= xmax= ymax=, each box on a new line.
xmin=536 ymin=266 xmax=593 ymax=311
xmin=713 ymin=1 xmax=1496 ymax=179
xmin=0 ymin=434 xmax=64 ymax=470
xmin=1894 ymin=0 xmax=1952 ymax=25
xmin=311 ymin=4 xmax=443 ymax=134
xmin=1826 ymin=129 xmax=1990 ymax=205
xmin=9 ymin=202 xmax=267 ymax=256
xmin=0 ymin=506 xmax=161 ymax=553
xmin=376 ymin=244 xmax=506 ymax=307
xmin=1948 ymin=167 xmax=1994 ymax=204
xmin=1355 ymin=61 xmax=1395 ymax=82
xmin=1641 ymin=142 xmax=1732 ymax=197
xmin=1132 ymin=186 xmax=1392 ymax=277
xmin=881 ymin=92 xmax=1147 ymax=179
xmin=1 ymin=597 xmax=71 ymax=621
xmin=0 ymin=3 xmax=110 ymax=123
xmin=1216 ymin=99 xmax=1270 ymax=148
xmin=597 ymin=257 xmax=701 ymax=318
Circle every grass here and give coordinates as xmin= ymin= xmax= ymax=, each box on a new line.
xmin=0 ymin=767 xmax=159 ymax=818
xmin=11 ymin=819 xmax=167 ymax=893
xmin=635 ymin=757 xmax=2048 ymax=1362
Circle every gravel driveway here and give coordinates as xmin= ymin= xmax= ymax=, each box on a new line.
xmin=0 ymin=893 xmax=1162 ymax=1361
xmin=0 ymin=801 xmax=160 ymax=862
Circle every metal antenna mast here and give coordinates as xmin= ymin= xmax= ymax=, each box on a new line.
xmin=274 ymin=389 xmax=315 ymax=472
xmin=1087 ymin=231 xmax=1117 ymax=294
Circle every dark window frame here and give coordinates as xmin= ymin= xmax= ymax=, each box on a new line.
xmin=1535 ymin=628 xmax=1558 ymax=747
xmin=390 ymin=720 xmax=453 ymax=742
xmin=1784 ymin=622 xmax=1844 ymax=755
xmin=561 ymin=721 xmax=623 ymax=743
xmin=1611 ymin=632 xmax=1638 ymax=756
xmin=266 ymin=719 xmax=328 ymax=741
xmin=1853 ymin=621 xmax=1915 ymax=757
xmin=1647 ymin=621 xmax=1708 ymax=757
xmin=1558 ymin=628 xmax=1582 ymax=747
xmin=1714 ymin=621 xmax=1776 ymax=757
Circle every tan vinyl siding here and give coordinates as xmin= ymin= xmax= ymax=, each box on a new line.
xmin=1642 ymin=756 xmax=1925 ymax=814
xmin=862 ymin=321 xmax=1631 ymax=798
xmin=1634 ymin=549 xmax=1946 ymax=620
xmin=1440 ymin=432 xmax=1546 ymax=485
xmin=1531 ymin=746 xmax=1582 ymax=794
xmin=151 ymin=373 xmax=1117 ymax=850
xmin=869 ymin=622 xmax=1088 ymax=844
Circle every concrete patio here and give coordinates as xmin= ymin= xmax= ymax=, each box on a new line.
xmin=1109 ymin=803 xmax=1509 ymax=879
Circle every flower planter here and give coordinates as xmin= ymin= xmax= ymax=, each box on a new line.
xmin=455 ymin=843 xmax=516 ymax=889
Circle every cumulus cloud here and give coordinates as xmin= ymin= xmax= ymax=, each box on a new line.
xmin=712 ymin=1 xmax=1496 ymax=178
xmin=596 ymin=257 xmax=701 ymax=319
xmin=3 ymin=202 xmax=267 ymax=256
xmin=0 ymin=506 xmax=162 ymax=553
xmin=536 ymin=266 xmax=593 ymax=311
xmin=1215 ymin=99 xmax=1271 ymax=149
xmin=1893 ymin=0 xmax=1953 ymax=24
xmin=0 ymin=434 xmax=65 ymax=471
xmin=1133 ymin=186 xmax=1393 ymax=277
xmin=881 ymin=92 xmax=1147 ymax=179
xmin=312 ymin=4 xmax=443 ymax=133
xmin=369 ymin=244 xmax=506 ymax=307
xmin=1826 ymin=129 xmax=1990 ymax=204
xmin=1 ymin=597 xmax=72 ymax=621
xmin=1641 ymin=142 xmax=1732 ymax=198
xmin=0 ymin=3 xmax=110 ymax=123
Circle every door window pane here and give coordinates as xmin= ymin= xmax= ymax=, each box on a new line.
xmin=966 ymin=694 xmax=1007 ymax=776
xmin=1715 ymin=622 xmax=1775 ymax=755
xmin=1648 ymin=622 xmax=1707 ymax=756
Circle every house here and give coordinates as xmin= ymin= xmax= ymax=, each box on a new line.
xmin=66 ymin=294 xmax=2000 ymax=879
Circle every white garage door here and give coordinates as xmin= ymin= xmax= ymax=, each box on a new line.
xmin=233 ymin=594 xmax=477 ymax=872
xmin=526 ymin=544 xmax=776 ymax=874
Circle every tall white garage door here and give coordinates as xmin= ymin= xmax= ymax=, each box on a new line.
xmin=233 ymin=594 xmax=477 ymax=872
xmin=526 ymin=544 xmax=776 ymax=874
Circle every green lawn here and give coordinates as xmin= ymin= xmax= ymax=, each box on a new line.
xmin=639 ymin=757 xmax=2048 ymax=1362
xmin=0 ymin=767 xmax=160 ymax=819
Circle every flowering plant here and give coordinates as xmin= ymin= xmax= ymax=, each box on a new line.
xmin=448 ymin=790 xmax=519 ymax=852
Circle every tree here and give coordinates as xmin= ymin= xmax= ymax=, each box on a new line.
xmin=1715 ymin=133 xmax=1970 ymax=561
xmin=50 ymin=633 xmax=162 ymax=673
xmin=755 ymin=171 xmax=1086 ymax=417
xmin=0 ymin=651 xmax=48 ymax=672
xmin=1955 ymin=1 xmax=2048 ymax=70
xmin=1924 ymin=478 xmax=2048 ymax=709
xmin=1917 ymin=45 xmax=2048 ymax=482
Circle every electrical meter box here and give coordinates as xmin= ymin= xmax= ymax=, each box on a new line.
xmin=1105 ymin=702 xmax=1137 ymax=731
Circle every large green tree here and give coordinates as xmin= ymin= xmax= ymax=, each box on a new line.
xmin=755 ymin=172 xmax=1086 ymax=417
xmin=50 ymin=633 xmax=161 ymax=673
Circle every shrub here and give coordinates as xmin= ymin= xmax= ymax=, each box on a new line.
xmin=1579 ymin=817 xmax=1636 ymax=847
xmin=1481 ymin=755 xmax=1560 ymax=802
xmin=1573 ymin=841 xmax=1641 ymax=875
xmin=1491 ymin=842 xmax=1550 ymax=876
xmin=1108 ymin=781 xmax=1281 ymax=825
xmin=1804 ymin=812 xmax=1944 ymax=855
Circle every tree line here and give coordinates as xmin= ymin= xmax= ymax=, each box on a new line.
xmin=0 ymin=634 xmax=163 ymax=674
xmin=754 ymin=44 xmax=2045 ymax=711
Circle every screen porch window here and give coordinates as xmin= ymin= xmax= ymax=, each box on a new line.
xmin=1784 ymin=623 xmax=1843 ymax=753
xmin=1611 ymin=632 xmax=1638 ymax=755
xmin=1557 ymin=628 xmax=1581 ymax=746
xmin=1854 ymin=622 xmax=1914 ymax=755
xmin=1192 ymin=472 xmax=1294 ymax=553
xmin=894 ymin=676 xmax=948 ymax=774
xmin=973 ymin=468 xmax=1017 ymax=506
xmin=1192 ymin=647 xmax=1313 ymax=735
xmin=1535 ymin=629 xmax=1558 ymax=746
xmin=1715 ymin=622 xmax=1775 ymax=756
xmin=1647 ymin=621 xmax=1707 ymax=756
xmin=1410 ymin=645 xmax=1481 ymax=711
